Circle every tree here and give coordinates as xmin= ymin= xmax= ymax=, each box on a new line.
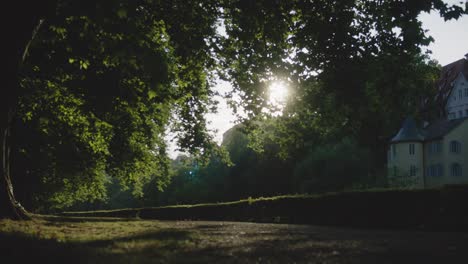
xmin=151 ymin=124 xmax=294 ymax=205
xmin=1 ymin=1 xmax=57 ymax=219
xmin=2 ymin=0 xmax=223 ymax=217
xmin=293 ymin=138 xmax=372 ymax=193
xmin=2 ymin=0 xmax=466 ymax=218
xmin=220 ymin=0 xmax=466 ymax=169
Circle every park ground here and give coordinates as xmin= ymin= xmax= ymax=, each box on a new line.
xmin=1 ymin=216 xmax=468 ymax=263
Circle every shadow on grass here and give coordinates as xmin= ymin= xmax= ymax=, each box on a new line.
xmin=181 ymin=222 xmax=468 ymax=264
xmin=3 ymin=218 xmax=468 ymax=264
xmin=0 ymin=225 xmax=195 ymax=264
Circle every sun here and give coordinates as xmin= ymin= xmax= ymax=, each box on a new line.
xmin=268 ymin=81 xmax=289 ymax=105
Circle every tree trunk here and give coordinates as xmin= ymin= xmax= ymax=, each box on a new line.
xmin=0 ymin=1 xmax=56 ymax=219
xmin=0 ymin=106 xmax=30 ymax=219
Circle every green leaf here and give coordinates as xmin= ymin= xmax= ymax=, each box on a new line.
xmin=148 ymin=90 xmax=157 ymax=100
xmin=117 ymin=8 xmax=127 ymax=19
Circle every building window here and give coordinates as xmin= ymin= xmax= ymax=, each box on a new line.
xmin=466 ymin=109 xmax=468 ymax=116
xmin=436 ymin=141 xmax=442 ymax=153
xmin=437 ymin=164 xmax=444 ymax=177
xmin=449 ymin=112 xmax=456 ymax=119
xmin=450 ymin=140 xmax=461 ymax=153
xmin=465 ymin=88 xmax=468 ymax=97
xmin=451 ymin=163 xmax=462 ymax=177
xmin=410 ymin=165 xmax=416 ymax=176
xmin=428 ymin=141 xmax=442 ymax=155
xmin=427 ymin=164 xmax=443 ymax=177
xmin=409 ymin=144 xmax=415 ymax=155
xmin=459 ymin=111 xmax=463 ymax=118
xmin=459 ymin=90 xmax=463 ymax=99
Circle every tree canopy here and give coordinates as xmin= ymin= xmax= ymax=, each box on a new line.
xmin=13 ymin=0 xmax=223 ymax=210
xmin=220 ymin=0 xmax=465 ymax=159
xmin=2 ymin=0 xmax=466 ymax=213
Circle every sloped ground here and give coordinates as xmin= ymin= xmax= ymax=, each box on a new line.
xmin=1 ymin=216 xmax=468 ymax=263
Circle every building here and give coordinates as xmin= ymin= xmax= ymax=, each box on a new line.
xmin=387 ymin=53 xmax=468 ymax=188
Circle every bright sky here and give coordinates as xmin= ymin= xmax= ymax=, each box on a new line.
xmin=419 ymin=0 xmax=468 ymax=65
xmin=168 ymin=2 xmax=468 ymax=158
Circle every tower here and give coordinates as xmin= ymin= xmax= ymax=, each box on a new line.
xmin=387 ymin=117 xmax=425 ymax=188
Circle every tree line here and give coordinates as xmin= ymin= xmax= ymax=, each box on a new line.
xmin=1 ymin=0 xmax=466 ymax=216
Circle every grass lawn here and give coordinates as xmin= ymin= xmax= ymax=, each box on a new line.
xmin=2 ymin=215 xmax=468 ymax=263
xmin=0 ymin=216 xmax=199 ymax=264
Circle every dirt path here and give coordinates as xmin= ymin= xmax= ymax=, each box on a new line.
xmin=2 ymin=217 xmax=468 ymax=263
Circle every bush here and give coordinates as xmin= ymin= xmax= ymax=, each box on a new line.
xmin=63 ymin=187 xmax=468 ymax=231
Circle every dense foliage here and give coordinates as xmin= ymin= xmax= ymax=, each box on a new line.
xmin=14 ymin=0 xmax=222 ymax=210
xmin=5 ymin=0 xmax=466 ymax=212
xmin=220 ymin=0 xmax=461 ymax=162
xmin=81 ymin=125 xmax=371 ymax=210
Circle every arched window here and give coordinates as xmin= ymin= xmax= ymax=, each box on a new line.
xmin=449 ymin=141 xmax=461 ymax=154
xmin=451 ymin=163 xmax=462 ymax=177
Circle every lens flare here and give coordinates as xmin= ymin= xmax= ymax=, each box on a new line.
xmin=268 ymin=81 xmax=289 ymax=105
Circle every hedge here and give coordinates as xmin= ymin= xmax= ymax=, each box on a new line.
xmin=61 ymin=186 xmax=468 ymax=231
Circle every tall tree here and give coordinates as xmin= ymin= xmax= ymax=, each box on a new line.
xmin=220 ymin=0 xmax=466 ymax=167
xmin=2 ymin=0 xmax=222 ymax=217
xmin=1 ymin=1 xmax=57 ymax=219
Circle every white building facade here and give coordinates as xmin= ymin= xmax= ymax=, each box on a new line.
xmin=388 ymin=53 xmax=468 ymax=189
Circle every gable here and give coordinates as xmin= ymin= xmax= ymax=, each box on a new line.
xmin=445 ymin=73 xmax=468 ymax=119
xmin=436 ymin=58 xmax=468 ymax=110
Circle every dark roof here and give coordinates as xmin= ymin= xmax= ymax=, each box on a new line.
xmin=391 ymin=117 xmax=468 ymax=143
xmin=436 ymin=57 xmax=468 ymax=108
xmin=419 ymin=55 xmax=468 ymax=116
xmin=424 ymin=117 xmax=468 ymax=141
xmin=391 ymin=117 xmax=425 ymax=143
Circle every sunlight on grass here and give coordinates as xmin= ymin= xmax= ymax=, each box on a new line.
xmin=0 ymin=217 xmax=199 ymax=263
xmin=0 ymin=217 xmax=161 ymax=242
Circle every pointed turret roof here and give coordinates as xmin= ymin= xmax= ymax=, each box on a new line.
xmin=391 ymin=117 xmax=425 ymax=143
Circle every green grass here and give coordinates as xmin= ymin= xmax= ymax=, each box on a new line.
xmin=0 ymin=216 xmax=199 ymax=263
xmin=3 ymin=214 xmax=468 ymax=263
xmin=3 ymin=187 xmax=468 ymax=263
